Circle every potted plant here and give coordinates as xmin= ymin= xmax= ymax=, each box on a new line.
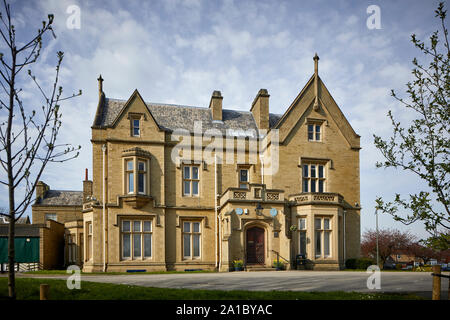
xmin=273 ymin=259 xmax=285 ymax=270
xmin=233 ymin=260 xmax=244 ymax=271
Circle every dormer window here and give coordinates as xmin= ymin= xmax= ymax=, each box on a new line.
xmin=132 ymin=119 xmax=140 ymax=137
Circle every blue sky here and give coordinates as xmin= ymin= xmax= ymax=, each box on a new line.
xmin=1 ymin=0 xmax=445 ymax=240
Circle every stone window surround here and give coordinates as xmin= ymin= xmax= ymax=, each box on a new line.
xmin=119 ymin=217 xmax=153 ymax=261
xmin=181 ymin=219 xmax=202 ymax=261
xmin=306 ymin=117 xmax=327 ymax=142
xmin=127 ymin=112 xmax=147 ymax=137
xmin=122 ymin=155 xmax=150 ymax=197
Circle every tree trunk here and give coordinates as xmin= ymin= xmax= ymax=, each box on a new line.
xmin=7 ymin=47 xmax=17 ymax=300
xmin=7 ymin=212 xmax=15 ymax=299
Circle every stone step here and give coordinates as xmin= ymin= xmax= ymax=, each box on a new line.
xmin=245 ymin=266 xmax=276 ymax=272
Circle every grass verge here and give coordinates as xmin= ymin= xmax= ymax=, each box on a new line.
xmin=0 ymin=278 xmax=424 ymax=300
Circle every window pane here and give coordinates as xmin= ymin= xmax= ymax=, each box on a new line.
xmin=192 ymin=166 xmax=198 ymax=179
xmin=133 ymin=221 xmax=141 ymax=232
xmin=315 ymin=231 xmax=322 ymax=256
xmin=192 ymin=181 xmax=199 ymax=195
xmin=138 ymin=161 xmax=145 ymax=171
xmin=315 ymin=125 xmax=320 ymax=133
xmin=133 ymin=234 xmax=141 ymax=257
xmin=240 ymin=183 xmax=248 ymax=189
xmin=324 ymin=218 xmax=330 ymax=230
xmin=318 ymin=165 xmax=324 ymax=178
xmin=127 ymin=160 xmax=133 ymax=171
xmin=311 ymin=165 xmax=316 ymax=178
xmin=300 ymin=231 xmax=307 ymax=255
xmin=315 ymin=125 xmax=321 ymax=141
xmin=303 ymin=179 xmax=308 ymax=192
xmin=193 ymin=234 xmax=200 ymax=257
xmin=240 ymin=170 xmax=248 ymax=182
xmin=318 ymin=180 xmax=324 ymax=193
xmin=308 ymin=132 xmax=313 ymax=140
xmin=138 ymin=173 xmax=145 ymax=193
xmin=315 ymin=218 xmax=321 ymax=230
xmin=122 ymin=220 xmax=131 ymax=232
xmin=183 ymin=181 xmax=190 ymax=195
xmin=193 ymin=222 xmax=200 ymax=233
xmin=324 ymin=231 xmax=330 ymax=256
xmin=311 ymin=179 xmax=316 ymax=192
xmin=143 ymin=221 xmax=152 ymax=232
xmin=144 ymin=234 xmax=152 ymax=257
xmin=133 ymin=127 xmax=140 ymax=136
xmin=183 ymin=222 xmax=190 ymax=233
xmin=299 ymin=218 xmax=306 ymax=230
xmin=133 ymin=119 xmax=140 ymax=128
xmin=128 ymin=173 xmax=134 ymax=193
xmin=183 ymin=234 xmax=191 ymax=257
xmin=303 ymin=165 xmax=308 ymax=177
xmin=184 ymin=166 xmax=190 ymax=179
xmin=123 ymin=234 xmax=130 ymax=258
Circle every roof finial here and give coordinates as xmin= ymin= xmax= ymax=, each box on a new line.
xmin=97 ymin=74 xmax=104 ymax=98
xmin=313 ymin=53 xmax=319 ymax=110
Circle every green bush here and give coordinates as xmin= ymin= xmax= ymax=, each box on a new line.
xmin=345 ymin=258 xmax=357 ymax=269
xmin=345 ymin=258 xmax=375 ymax=270
xmin=357 ymin=258 xmax=375 ymax=270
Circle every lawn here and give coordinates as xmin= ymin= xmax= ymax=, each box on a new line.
xmin=0 ymin=277 xmax=424 ymax=300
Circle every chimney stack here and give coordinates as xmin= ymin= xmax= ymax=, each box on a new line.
xmin=36 ymin=181 xmax=49 ymax=201
xmin=83 ymin=168 xmax=93 ymax=202
xmin=251 ymin=89 xmax=270 ymax=130
xmin=209 ymin=90 xmax=223 ymax=121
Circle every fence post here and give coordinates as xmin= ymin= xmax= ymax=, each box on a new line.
xmin=432 ymin=265 xmax=441 ymax=300
xmin=40 ymin=284 xmax=50 ymax=300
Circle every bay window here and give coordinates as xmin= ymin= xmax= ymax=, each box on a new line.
xmin=315 ymin=217 xmax=332 ymax=258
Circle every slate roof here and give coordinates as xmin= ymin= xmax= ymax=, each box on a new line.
xmin=36 ymin=190 xmax=83 ymax=207
xmin=94 ymin=97 xmax=282 ymax=138
xmin=0 ymin=224 xmax=40 ymax=237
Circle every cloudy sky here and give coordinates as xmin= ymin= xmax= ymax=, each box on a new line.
xmin=0 ymin=0 xmax=445 ymax=240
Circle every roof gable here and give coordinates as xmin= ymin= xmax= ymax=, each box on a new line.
xmin=274 ymin=75 xmax=360 ymax=149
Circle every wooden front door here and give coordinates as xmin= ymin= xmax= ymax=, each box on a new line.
xmin=246 ymin=227 xmax=265 ymax=264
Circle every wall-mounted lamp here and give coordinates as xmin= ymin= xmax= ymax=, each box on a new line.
xmin=255 ymin=202 xmax=263 ymax=216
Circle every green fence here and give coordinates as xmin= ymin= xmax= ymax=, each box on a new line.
xmin=0 ymin=237 xmax=39 ymax=263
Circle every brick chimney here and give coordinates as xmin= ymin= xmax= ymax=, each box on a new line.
xmin=209 ymin=90 xmax=223 ymax=121
xmin=36 ymin=181 xmax=49 ymax=201
xmin=83 ymin=168 xmax=93 ymax=202
xmin=251 ymin=89 xmax=270 ymax=130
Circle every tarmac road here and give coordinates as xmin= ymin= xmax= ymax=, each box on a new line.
xmin=15 ymin=270 xmax=449 ymax=299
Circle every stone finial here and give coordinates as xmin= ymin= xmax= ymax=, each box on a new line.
xmin=97 ymin=74 xmax=104 ymax=97
xmin=313 ymin=53 xmax=319 ymax=110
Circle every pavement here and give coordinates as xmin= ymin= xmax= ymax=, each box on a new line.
xmin=11 ymin=270 xmax=450 ymax=299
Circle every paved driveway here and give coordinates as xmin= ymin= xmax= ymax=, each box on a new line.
xmin=16 ymin=271 xmax=448 ymax=298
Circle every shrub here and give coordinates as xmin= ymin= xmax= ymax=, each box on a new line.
xmin=357 ymin=258 xmax=375 ymax=270
xmin=345 ymin=258 xmax=375 ymax=270
xmin=345 ymin=258 xmax=358 ymax=269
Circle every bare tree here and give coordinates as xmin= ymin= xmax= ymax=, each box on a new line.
xmin=0 ymin=1 xmax=81 ymax=299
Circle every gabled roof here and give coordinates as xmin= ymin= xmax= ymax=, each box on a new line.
xmin=35 ymin=190 xmax=83 ymax=207
xmin=93 ymin=95 xmax=282 ymax=139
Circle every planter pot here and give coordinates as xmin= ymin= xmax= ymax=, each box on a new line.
xmin=235 ymin=267 xmax=243 ymax=271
